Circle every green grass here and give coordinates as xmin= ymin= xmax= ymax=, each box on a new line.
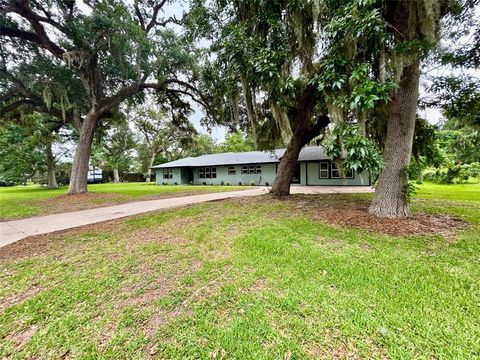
xmin=0 ymin=183 xmax=244 ymax=220
xmin=0 ymin=184 xmax=479 ymax=359
xmin=413 ymin=182 xmax=480 ymax=224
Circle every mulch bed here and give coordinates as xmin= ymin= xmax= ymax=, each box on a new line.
xmin=257 ymin=194 xmax=468 ymax=238
xmin=310 ymin=201 xmax=468 ymax=238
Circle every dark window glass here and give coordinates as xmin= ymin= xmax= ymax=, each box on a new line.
xmin=319 ymin=162 xmax=329 ymax=179
xmin=242 ymin=165 xmax=248 ymax=174
xmin=198 ymin=168 xmax=204 ymax=179
xmin=255 ymin=164 xmax=262 ymax=174
xmin=211 ymin=167 xmax=217 ymax=178
xmin=228 ymin=166 xmax=236 ymax=175
xmin=205 ymin=167 xmax=211 ymax=178
xmin=163 ymin=168 xmax=173 ymax=179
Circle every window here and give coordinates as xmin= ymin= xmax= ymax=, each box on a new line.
xmin=163 ymin=168 xmax=173 ymax=179
xmin=198 ymin=167 xmax=216 ymax=179
xmin=228 ymin=166 xmax=236 ymax=175
xmin=319 ymin=162 xmax=329 ymax=179
xmin=241 ymin=164 xmax=261 ymax=174
xmin=330 ymin=162 xmax=354 ymax=179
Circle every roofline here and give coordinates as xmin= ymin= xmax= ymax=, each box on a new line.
xmin=150 ymin=159 xmax=282 ymax=169
xmin=151 ymin=145 xmax=330 ymax=169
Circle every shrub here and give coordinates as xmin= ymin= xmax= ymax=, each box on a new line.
xmin=265 ymin=182 xmax=269 ymax=186
xmin=202 ymin=181 xmax=207 ymax=185
xmin=221 ymin=180 xmax=224 ymax=185
xmin=189 ymin=181 xmax=193 ymax=185
xmin=250 ymin=180 xmax=255 ymax=186
xmin=238 ymin=181 xmax=242 ymax=186
xmin=226 ymin=182 xmax=231 ymax=186
xmin=422 ymin=162 xmax=480 ymax=184
xmin=174 ymin=182 xmax=178 ymax=185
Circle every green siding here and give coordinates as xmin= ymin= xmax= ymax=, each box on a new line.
xmin=156 ymin=161 xmax=370 ymax=186
xmin=305 ymin=161 xmax=370 ymax=186
xmin=155 ymin=167 xmax=182 ymax=185
xmin=193 ymin=163 xmax=277 ymax=185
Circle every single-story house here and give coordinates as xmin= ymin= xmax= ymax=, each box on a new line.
xmin=151 ymin=146 xmax=370 ymax=186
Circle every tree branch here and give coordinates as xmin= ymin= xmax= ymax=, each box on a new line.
xmin=0 ymin=26 xmax=43 ymax=44
xmin=145 ymin=0 xmax=168 ymax=33
xmin=5 ymin=0 xmax=65 ymax=59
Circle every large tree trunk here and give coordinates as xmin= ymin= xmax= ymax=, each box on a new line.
xmin=146 ymin=152 xmax=156 ymax=183
xmin=113 ymin=167 xmax=120 ymax=183
xmin=68 ymin=115 xmax=98 ymax=194
xmin=369 ymin=61 xmax=420 ymax=218
xmin=271 ymin=109 xmax=329 ymax=196
xmin=270 ymin=130 xmax=307 ymax=196
xmin=46 ymin=141 xmax=58 ymax=189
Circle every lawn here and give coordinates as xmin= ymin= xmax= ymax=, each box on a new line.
xmin=0 ymin=184 xmax=479 ymax=359
xmin=0 ymin=183 xmax=244 ymax=220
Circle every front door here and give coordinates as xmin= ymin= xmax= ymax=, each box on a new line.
xmin=188 ymin=168 xmax=194 ymax=183
xmin=291 ymin=163 xmax=301 ymax=184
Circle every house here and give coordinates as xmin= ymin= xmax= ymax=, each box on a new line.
xmin=151 ymin=146 xmax=370 ymax=186
xmin=87 ymin=167 xmax=103 ymax=183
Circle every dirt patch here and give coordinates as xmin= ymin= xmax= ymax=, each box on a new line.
xmin=38 ymin=192 xmax=126 ymax=214
xmin=0 ymin=285 xmax=44 ymax=312
xmin=6 ymin=325 xmax=38 ymax=350
xmin=312 ymin=202 xmax=467 ymax=238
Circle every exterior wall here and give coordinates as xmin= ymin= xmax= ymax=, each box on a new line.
xmin=155 ymin=161 xmax=370 ymax=186
xmin=305 ymin=161 xmax=370 ymax=186
xmin=155 ymin=168 xmax=182 ymax=185
xmin=300 ymin=162 xmax=307 ymax=185
xmin=193 ymin=163 xmax=277 ymax=185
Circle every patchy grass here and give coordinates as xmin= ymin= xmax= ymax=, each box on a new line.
xmin=0 ymin=184 xmax=479 ymax=359
xmin=0 ymin=183 xmax=244 ymax=220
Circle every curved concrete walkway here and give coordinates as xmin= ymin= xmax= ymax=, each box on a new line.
xmin=0 ymin=188 xmax=269 ymax=248
xmin=0 ymin=186 xmax=373 ymax=249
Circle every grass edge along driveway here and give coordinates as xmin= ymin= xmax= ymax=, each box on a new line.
xmin=0 ymin=183 xmax=245 ymax=221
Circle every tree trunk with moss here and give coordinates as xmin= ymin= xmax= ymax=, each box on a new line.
xmin=146 ymin=152 xmax=156 ymax=183
xmin=113 ymin=167 xmax=120 ymax=183
xmin=369 ymin=60 xmax=420 ymax=218
xmin=271 ymin=126 xmax=307 ymax=196
xmin=68 ymin=114 xmax=98 ymax=194
xmin=271 ymin=88 xmax=329 ymax=196
xmin=46 ymin=141 xmax=58 ymax=189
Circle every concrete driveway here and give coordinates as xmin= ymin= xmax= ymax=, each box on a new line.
xmin=0 ymin=185 xmax=373 ymax=249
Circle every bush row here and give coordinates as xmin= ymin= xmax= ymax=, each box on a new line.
xmin=423 ymin=162 xmax=480 ymax=184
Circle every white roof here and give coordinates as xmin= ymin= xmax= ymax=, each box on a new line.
xmin=152 ymin=146 xmax=329 ymax=168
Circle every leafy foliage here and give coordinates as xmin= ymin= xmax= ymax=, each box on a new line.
xmin=217 ymin=131 xmax=254 ymax=153
xmin=0 ymin=123 xmax=44 ymax=183
xmin=324 ymin=124 xmax=383 ymax=182
xmin=424 ymin=162 xmax=480 ymax=184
